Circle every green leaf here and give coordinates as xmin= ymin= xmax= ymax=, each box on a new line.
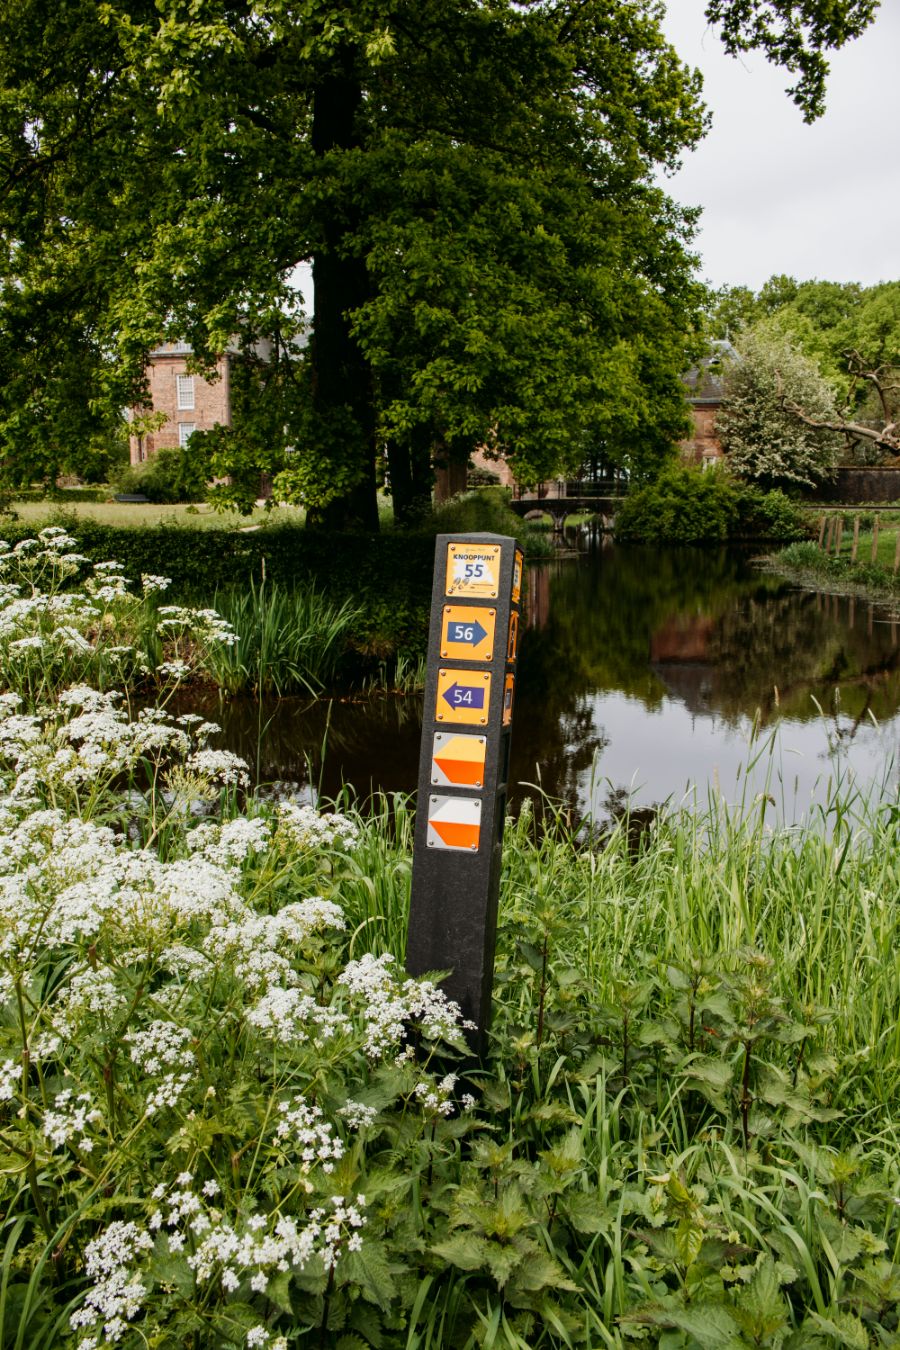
xmin=431 ymin=1233 xmax=488 ymax=1273
xmin=341 ymin=1242 xmax=399 ymax=1310
xmin=148 ymin=1232 xmax=194 ymax=1297
xmin=809 ymin=1311 xmax=870 ymax=1349
xmin=560 ymin=1191 xmax=612 ymax=1235
xmin=507 ymin=1246 xmax=578 ymax=1296
xmin=731 ymin=1259 xmax=789 ymax=1341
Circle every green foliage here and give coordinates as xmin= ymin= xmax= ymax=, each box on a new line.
xmin=706 ymin=278 xmax=900 ymax=462
xmin=420 ymin=488 xmax=554 ymax=557
xmin=613 ymin=467 xmax=809 ymax=544
xmin=5 ymin=566 xmax=900 ymax=1343
xmin=0 ymin=0 xmax=708 ymax=525
xmin=705 ymin=0 xmax=880 ymax=120
xmin=616 ymin=465 xmax=738 ymax=544
xmin=112 ymin=447 xmax=210 ymax=505
xmin=198 ymin=580 xmax=363 ymax=696
xmin=732 ymin=484 xmax=809 ymax=541
xmin=772 ymin=529 xmax=900 ymax=601
xmin=718 ymin=329 xmax=842 ymax=491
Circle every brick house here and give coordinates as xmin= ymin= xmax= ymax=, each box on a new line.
xmin=127 ymin=338 xmax=273 ymax=465
xmin=679 ymin=339 xmax=738 ymax=466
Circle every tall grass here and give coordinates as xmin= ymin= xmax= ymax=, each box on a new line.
xmin=197 ymin=577 xmax=362 ymax=695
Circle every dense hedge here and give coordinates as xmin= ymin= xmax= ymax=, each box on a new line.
xmin=8 ymin=486 xmax=110 ymax=503
xmin=614 ymin=465 xmax=809 ymax=544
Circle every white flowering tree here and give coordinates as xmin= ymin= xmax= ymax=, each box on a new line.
xmin=717 ymin=328 xmax=843 ymax=492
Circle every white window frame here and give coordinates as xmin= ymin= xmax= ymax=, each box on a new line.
xmin=176 ymin=374 xmax=195 ymax=410
xmin=178 ymin=422 xmax=196 ymax=448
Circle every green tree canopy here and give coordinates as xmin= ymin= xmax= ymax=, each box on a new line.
xmin=0 ymin=0 xmax=712 ymax=523
xmin=0 ymin=0 xmax=883 ymax=522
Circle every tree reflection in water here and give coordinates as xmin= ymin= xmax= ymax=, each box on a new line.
xmin=177 ymin=546 xmax=900 ymax=823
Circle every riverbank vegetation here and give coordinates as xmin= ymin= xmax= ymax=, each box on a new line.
xmin=0 ymin=491 xmax=547 ymax=682
xmin=613 ymin=467 xmax=808 ymax=545
xmin=3 ymin=537 xmax=900 ymax=1346
xmin=770 ymin=535 xmax=900 ymax=610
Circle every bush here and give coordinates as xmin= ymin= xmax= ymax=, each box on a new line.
xmin=615 ymin=468 xmax=810 ymax=544
xmin=615 ymin=465 xmax=739 ymax=543
xmin=112 ymin=447 xmax=209 ymax=504
xmin=12 ymin=486 xmax=110 ymax=504
xmin=732 ymin=485 xmax=808 ymax=541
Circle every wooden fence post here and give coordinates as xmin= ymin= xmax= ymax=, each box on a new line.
xmin=825 ymin=517 xmax=835 ymax=553
xmin=834 ymin=518 xmax=843 ymax=556
xmin=851 ymin=515 xmax=860 ymax=564
xmin=818 ymin=515 xmax=826 ymax=548
xmin=871 ymin=516 xmax=880 ymax=565
xmin=893 ymin=529 xmax=900 ymax=575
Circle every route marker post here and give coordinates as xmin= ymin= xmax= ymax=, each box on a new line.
xmin=406 ymin=532 xmax=523 ymax=1054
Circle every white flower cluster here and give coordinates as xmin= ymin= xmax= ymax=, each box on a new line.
xmin=188 ymin=1190 xmax=367 ymax=1293
xmin=247 ymin=985 xmax=350 ymax=1045
xmin=414 ymin=1073 xmax=459 ymax=1118
xmin=70 ymin=1220 xmax=153 ymax=1347
xmin=186 ymin=749 xmax=251 ymax=788
xmin=275 ymin=801 xmax=360 ymax=850
xmin=43 ymin=1088 xmax=103 ymax=1153
xmin=128 ymin=1019 xmax=196 ymax=1074
xmin=0 ymin=1057 xmax=21 ymax=1101
xmin=157 ymin=604 xmax=237 ymax=648
xmin=127 ymin=1020 xmax=198 ymax=1113
xmin=187 ymin=816 xmax=272 ymax=866
xmin=53 ymin=967 xmax=128 ymax=1036
xmin=339 ymin=952 xmax=471 ymax=1058
xmin=205 ymin=896 xmax=345 ymax=997
xmin=338 ymin=1099 xmax=378 ymax=1130
xmin=0 ymin=686 xmax=248 ymax=807
xmin=141 ymin=574 xmax=171 ymax=594
xmin=276 ymin=1096 xmax=345 ymax=1177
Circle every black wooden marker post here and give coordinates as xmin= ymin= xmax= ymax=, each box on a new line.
xmin=406 ymin=532 xmax=523 ymax=1053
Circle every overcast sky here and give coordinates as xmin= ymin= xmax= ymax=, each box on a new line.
xmin=658 ymin=0 xmax=900 ymax=293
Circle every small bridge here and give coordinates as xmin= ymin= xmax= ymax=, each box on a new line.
xmin=508 ymin=490 xmax=625 ymax=533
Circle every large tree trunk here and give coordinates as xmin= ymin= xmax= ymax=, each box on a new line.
xmin=387 ymin=422 xmax=434 ymax=526
xmin=308 ymin=45 xmax=378 ymax=531
xmin=433 ymin=436 xmax=470 ymax=503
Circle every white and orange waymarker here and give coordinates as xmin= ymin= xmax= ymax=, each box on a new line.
xmin=426 ymin=795 xmax=482 ymax=851
xmin=431 ymin=733 xmax=487 ymax=788
xmin=408 ymin=532 xmax=523 ymax=1050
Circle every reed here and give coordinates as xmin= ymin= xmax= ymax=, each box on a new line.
xmin=197 ymin=577 xmax=362 ymax=695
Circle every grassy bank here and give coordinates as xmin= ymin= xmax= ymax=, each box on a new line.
xmin=768 ymin=529 xmax=900 ymax=609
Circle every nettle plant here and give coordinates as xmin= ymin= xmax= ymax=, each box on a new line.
xmin=0 ymin=528 xmax=236 ymax=700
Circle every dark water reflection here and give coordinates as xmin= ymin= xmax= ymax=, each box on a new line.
xmin=197 ymin=545 xmax=900 ymax=822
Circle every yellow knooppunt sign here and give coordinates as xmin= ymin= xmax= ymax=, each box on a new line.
xmin=445 ymin=542 xmax=501 ymax=599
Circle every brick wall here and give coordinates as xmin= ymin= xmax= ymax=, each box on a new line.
xmin=129 ymin=350 xmax=231 ymax=464
xmin=679 ymin=403 xmax=724 ymax=465
xmin=806 ymin=467 xmax=900 ymax=503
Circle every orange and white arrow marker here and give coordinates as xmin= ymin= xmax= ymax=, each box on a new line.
xmin=426 ymin=795 xmax=482 ymax=851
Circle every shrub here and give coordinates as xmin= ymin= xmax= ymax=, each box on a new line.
xmin=614 ymin=465 xmax=739 ymax=543
xmin=616 ymin=468 xmax=810 ymax=544
xmin=732 ymin=484 xmax=809 ymax=540
xmin=718 ymin=327 xmax=841 ymax=492
xmin=112 ymin=447 xmax=209 ymax=504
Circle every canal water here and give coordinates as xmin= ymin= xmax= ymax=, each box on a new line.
xmin=202 ymin=544 xmax=900 ymax=823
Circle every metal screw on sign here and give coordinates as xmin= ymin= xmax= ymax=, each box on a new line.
xmin=406 ymin=533 xmax=523 ymax=1055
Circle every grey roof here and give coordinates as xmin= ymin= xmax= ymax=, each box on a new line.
xmin=682 ymin=339 xmax=740 ymax=405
